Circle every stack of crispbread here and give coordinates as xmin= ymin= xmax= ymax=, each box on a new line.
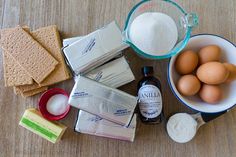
xmin=0 ymin=25 xmax=71 ymax=97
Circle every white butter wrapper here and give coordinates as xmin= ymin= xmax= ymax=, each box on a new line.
xmin=63 ymin=36 xmax=83 ymax=47
xmin=64 ymin=36 xmax=135 ymax=88
xmin=75 ymin=111 xmax=137 ymax=142
xmin=63 ymin=21 xmax=129 ymax=75
xmin=84 ymin=56 xmax=135 ymax=88
xmin=69 ymin=76 xmax=137 ymax=126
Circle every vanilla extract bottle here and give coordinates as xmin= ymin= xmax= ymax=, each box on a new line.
xmin=137 ymin=66 xmax=163 ymax=124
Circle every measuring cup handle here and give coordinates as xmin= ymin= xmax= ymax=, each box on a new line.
xmin=201 ymin=111 xmax=227 ymax=123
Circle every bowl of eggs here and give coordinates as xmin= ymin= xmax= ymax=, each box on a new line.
xmin=168 ymin=34 xmax=236 ymax=113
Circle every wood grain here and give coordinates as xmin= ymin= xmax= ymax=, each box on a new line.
xmin=0 ymin=0 xmax=236 ymax=157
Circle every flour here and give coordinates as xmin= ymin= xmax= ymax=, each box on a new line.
xmin=129 ymin=12 xmax=178 ymax=56
xmin=167 ymin=113 xmax=198 ymax=143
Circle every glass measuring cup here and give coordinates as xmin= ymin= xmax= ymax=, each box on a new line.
xmin=123 ymin=0 xmax=199 ymax=59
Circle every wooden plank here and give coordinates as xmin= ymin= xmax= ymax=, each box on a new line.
xmin=0 ymin=0 xmax=236 ymax=157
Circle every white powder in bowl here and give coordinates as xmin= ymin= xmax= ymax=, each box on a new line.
xmin=167 ymin=113 xmax=198 ymax=143
xmin=129 ymin=12 xmax=178 ymax=56
xmin=46 ymin=94 xmax=69 ymax=116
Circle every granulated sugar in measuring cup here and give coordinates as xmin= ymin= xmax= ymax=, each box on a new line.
xmin=123 ymin=0 xmax=198 ymax=59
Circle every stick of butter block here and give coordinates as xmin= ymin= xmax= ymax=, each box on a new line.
xmin=69 ymin=76 xmax=137 ymax=126
xmin=85 ymin=56 xmax=135 ymax=88
xmin=75 ymin=111 xmax=137 ymax=142
xmin=63 ymin=21 xmax=129 ymax=75
xmin=19 ymin=108 xmax=67 ymax=143
xmin=63 ymin=36 xmax=83 ymax=47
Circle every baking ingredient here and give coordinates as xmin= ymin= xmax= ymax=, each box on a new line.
xmin=1 ymin=27 xmax=33 ymax=87
xmin=69 ymin=76 xmax=137 ymax=126
xmin=0 ymin=26 xmax=58 ymax=84
xmin=175 ymin=50 xmax=199 ymax=74
xmin=223 ymin=63 xmax=236 ymax=82
xmin=2 ymin=49 xmax=33 ymax=86
xmin=21 ymin=86 xmax=48 ymax=98
xmin=32 ymin=25 xmax=71 ymax=86
xmin=167 ymin=113 xmax=198 ymax=143
xmin=63 ymin=36 xmax=83 ymax=46
xmin=1 ymin=25 xmax=71 ymax=98
xmin=19 ymin=108 xmax=67 ymax=143
xmin=177 ymin=75 xmax=201 ymax=96
xmin=197 ymin=62 xmax=229 ymax=84
xmin=46 ymin=94 xmax=69 ymax=116
xmin=199 ymin=84 xmax=222 ymax=104
xmin=75 ymin=111 xmax=137 ymax=142
xmin=138 ymin=66 xmax=162 ymax=124
xmin=198 ymin=45 xmax=221 ymax=64
xmin=85 ymin=56 xmax=135 ymax=88
xmin=129 ymin=12 xmax=178 ymax=56
xmin=63 ymin=21 xmax=128 ymax=75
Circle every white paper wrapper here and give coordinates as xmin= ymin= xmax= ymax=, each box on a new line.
xmin=75 ymin=111 xmax=137 ymax=142
xmin=63 ymin=36 xmax=83 ymax=47
xmin=81 ymin=56 xmax=134 ymax=88
xmin=69 ymin=76 xmax=137 ymax=126
xmin=63 ymin=21 xmax=129 ymax=75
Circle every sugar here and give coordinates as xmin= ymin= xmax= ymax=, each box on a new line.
xmin=46 ymin=94 xmax=69 ymax=116
xmin=129 ymin=12 xmax=178 ymax=56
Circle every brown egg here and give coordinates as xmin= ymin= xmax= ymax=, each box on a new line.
xmin=177 ymin=75 xmax=201 ymax=96
xmin=223 ymin=63 xmax=236 ymax=83
xmin=175 ymin=50 xmax=199 ymax=74
xmin=196 ymin=62 xmax=229 ymax=84
xmin=199 ymin=84 xmax=222 ymax=104
xmin=198 ymin=45 xmax=221 ymax=64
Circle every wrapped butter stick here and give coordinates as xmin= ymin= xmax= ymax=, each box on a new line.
xmin=84 ymin=56 xmax=135 ymax=88
xmin=63 ymin=21 xmax=129 ymax=75
xmin=63 ymin=36 xmax=82 ymax=47
xmin=75 ymin=111 xmax=137 ymax=142
xmin=19 ymin=108 xmax=67 ymax=143
xmin=69 ymin=76 xmax=137 ymax=126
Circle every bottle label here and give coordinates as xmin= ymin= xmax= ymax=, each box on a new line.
xmin=138 ymin=85 xmax=162 ymax=118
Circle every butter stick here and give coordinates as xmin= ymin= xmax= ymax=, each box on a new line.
xmin=19 ymin=108 xmax=67 ymax=143
xmin=63 ymin=21 xmax=128 ymax=75
xmin=75 ymin=111 xmax=137 ymax=142
xmin=69 ymin=76 xmax=137 ymax=126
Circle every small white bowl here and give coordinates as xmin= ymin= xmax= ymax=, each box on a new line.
xmin=168 ymin=34 xmax=236 ymax=113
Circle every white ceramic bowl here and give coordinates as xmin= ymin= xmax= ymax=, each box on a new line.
xmin=168 ymin=34 xmax=236 ymax=113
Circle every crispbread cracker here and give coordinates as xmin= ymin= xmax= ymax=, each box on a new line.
xmin=1 ymin=28 xmax=33 ymax=86
xmin=13 ymin=87 xmax=21 ymax=95
xmin=15 ymin=82 xmax=41 ymax=93
xmin=0 ymin=26 xmax=58 ymax=83
xmin=21 ymin=86 xmax=48 ymax=97
xmin=2 ymin=51 xmax=33 ymax=86
xmin=30 ymin=25 xmax=71 ymax=86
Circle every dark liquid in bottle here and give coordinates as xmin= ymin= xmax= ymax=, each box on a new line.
xmin=137 ymin=66 xmax=163 ymax=124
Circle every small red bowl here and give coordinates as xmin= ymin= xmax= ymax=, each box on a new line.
xmin=38 ymin=88 xmax=71 ymax=121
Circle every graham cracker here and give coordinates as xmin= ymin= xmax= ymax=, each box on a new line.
xmin=13 ymin=87 xmax=21 ymax=95
xmin=0 ymin=26 xmax=58 ymax=84
xmin=30 ymin=25 xmax=71 ymax=86
xmin=21 ymin=86 xmax=48 ymax=98
xmin=2 ymin=51 xmax=33 ymax=86
xmin=0 ymin=28 xmax=33 ymax=86
xmin=13 ymin=25 xmax=71 ymax=93
xmin=14 ymin=82 xmax=41 ymax=93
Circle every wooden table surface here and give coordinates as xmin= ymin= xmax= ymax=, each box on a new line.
xmin=0 ymin=0 xmax=236 ymax=157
